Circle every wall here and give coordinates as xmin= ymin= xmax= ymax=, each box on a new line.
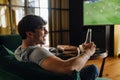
xmin=114 ymin=25 xmax=120 ymax=57
xmin=69 ymin=0 xmax=83 ymax=46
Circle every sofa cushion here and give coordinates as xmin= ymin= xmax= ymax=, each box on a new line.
xmin=0 ymin=56 xmax=73 ymax=80
xmin=0 ymin=68 xmax=23 ymax=80
xmin=0 ymin=35 xmax=22 ymax=52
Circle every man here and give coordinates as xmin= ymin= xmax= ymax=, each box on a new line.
xmin=14 ymin=15 xmax=99 ymax=80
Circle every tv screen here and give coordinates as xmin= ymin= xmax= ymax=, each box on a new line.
xmin=84 ymin=0 xmax=120 ymax=25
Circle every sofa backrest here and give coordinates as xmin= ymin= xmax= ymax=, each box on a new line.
xmin=0 ymin=35 xmax=22 ymax=51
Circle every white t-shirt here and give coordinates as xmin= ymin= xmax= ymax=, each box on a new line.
xmin=14 ymin=45 xmax=54 ymax=65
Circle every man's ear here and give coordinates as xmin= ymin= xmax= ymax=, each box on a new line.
xmin=25 ymin=32 xmax=33 ymax=37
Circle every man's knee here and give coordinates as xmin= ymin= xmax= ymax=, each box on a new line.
xmin=89 ymin=64 xmax=99 ymax=76
xmin=80 ymin=64 xmax=99 ymax=80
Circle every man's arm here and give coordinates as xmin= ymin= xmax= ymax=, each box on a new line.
xmin=40 ymin=42 xmax=96 ymax=75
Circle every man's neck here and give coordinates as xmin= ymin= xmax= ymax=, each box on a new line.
xmin=21 ymin=40 xmax=36 ymax=48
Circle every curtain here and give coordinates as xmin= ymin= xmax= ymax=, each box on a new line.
xmin=48 ymin=0 xmax=69 ymax=47
xmin=0 ymin=5 xmax=11 ymax=35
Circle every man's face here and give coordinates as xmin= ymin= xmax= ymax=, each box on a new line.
xmin=33 ymin=27 xmax=48 ymax=44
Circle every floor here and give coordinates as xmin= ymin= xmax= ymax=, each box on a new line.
xmin=86 ymin=57 xmax=120 ymax=80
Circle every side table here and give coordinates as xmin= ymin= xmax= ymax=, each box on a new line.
xmin=90 ymin=48 xmax=108 ymax=77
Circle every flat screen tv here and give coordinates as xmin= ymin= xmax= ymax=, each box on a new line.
xmin=84 ymin=0 xmax=120 ymax=25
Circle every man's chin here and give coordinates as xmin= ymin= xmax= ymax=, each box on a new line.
xmin=36 ymin=41 xmax=46 ymax=45
xmin=41 ymin=41 xmax=46 ymax=44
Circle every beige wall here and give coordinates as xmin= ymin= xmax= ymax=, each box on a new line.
xmin=114 ymin=25 xmax=120 ymax=57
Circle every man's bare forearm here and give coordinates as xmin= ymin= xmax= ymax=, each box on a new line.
xmin=66 ymin=52 xmax=91 ymax=72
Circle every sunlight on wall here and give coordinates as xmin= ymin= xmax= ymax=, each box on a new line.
xmin=114 ymin=25 xmax=120 ymax=57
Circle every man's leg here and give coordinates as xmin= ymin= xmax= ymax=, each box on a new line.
xmin=80 ymin=64 xmax=99 ymax=80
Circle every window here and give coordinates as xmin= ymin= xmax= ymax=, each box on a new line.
xmin=48 ymin=0 xmax=69 ymax=47
xmin=0 ymin=0 xmax=49 ymax=46
xmin=0 ymin=0 xmax=70 ymax=47
xmin=0 ymin=6 xmax=7 ymax=28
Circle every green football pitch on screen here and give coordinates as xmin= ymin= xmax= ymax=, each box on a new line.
xmin=84 ymin=0 xmax=120 ymax=25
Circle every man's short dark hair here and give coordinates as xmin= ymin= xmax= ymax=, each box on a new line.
xmin=18 ymin=15 xmax=47 ymax=39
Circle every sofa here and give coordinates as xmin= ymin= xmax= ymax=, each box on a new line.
xmin=0 ymin=34 xmax=80 ymax=80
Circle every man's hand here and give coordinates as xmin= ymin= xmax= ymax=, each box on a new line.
xmin=79 ymin=42 xmax=96 ymax=56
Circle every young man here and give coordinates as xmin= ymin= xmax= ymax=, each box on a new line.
xmin=14 ymin=15 xmax=99 ymax=80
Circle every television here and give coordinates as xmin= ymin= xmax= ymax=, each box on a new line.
xmin=84 ymin=0 xmax=120 ymax=25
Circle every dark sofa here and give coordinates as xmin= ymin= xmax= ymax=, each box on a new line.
xmin=0 ymin=35 xmax=80 ymax=80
